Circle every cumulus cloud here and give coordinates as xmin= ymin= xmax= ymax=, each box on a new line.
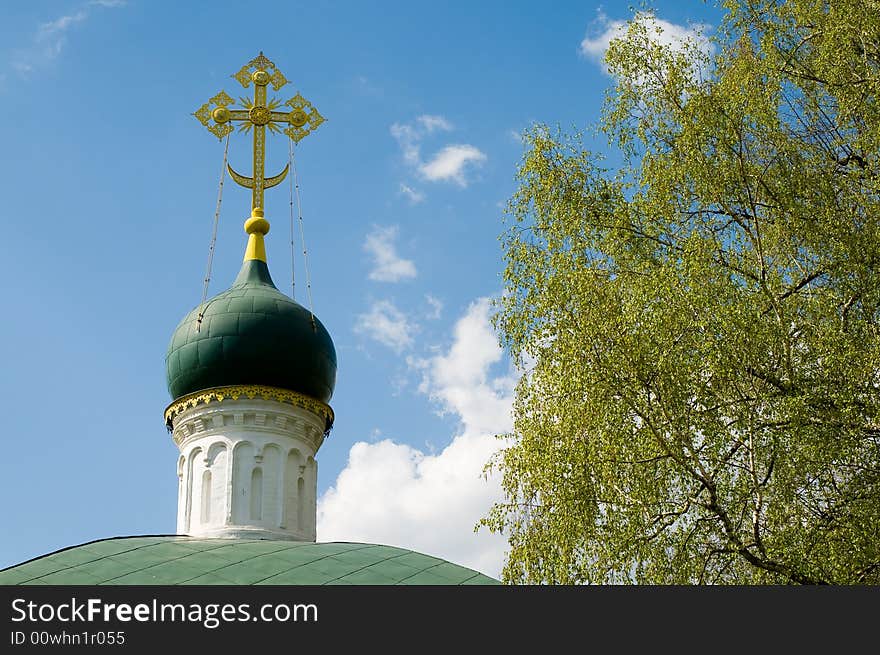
xmin=390 ymin=114 xmax=452 ymax=166
xmin=419 ymin=144 xmax=487 ymax=187
xmin=391 ymin=115 xmax=486 ymax=188
xmin=580 ymin=10 xmax=714 ymax=77
xmin=364 ymin=225 xmax=417 ymax=283
xmin=11 ymin=1 xmax=125 ymax=77
xmin=354 ymin=300 xmax=417 ymax=353
xmin=320 ymin=298 xmax=514 ymax=578
xmin=414 ymin=298 xmax=516 ymax=434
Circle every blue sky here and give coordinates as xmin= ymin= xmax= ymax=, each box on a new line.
xmin=0 ymin=0 xmax=721 ymax=577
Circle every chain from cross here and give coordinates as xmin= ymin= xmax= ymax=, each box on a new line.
xmin=194 ymin=52 xmax=325 ymax=213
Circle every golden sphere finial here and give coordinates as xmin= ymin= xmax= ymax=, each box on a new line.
xmin=244 ymin=208 xmax=270 ymax=235
xmin=212 ymin=107 xmax=231 ymax=123
xmin=289 ymin=109 xmax=308 ymax=127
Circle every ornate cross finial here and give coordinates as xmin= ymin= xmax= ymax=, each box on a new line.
xmin=194 ymin=52 xmax=325 ymax=215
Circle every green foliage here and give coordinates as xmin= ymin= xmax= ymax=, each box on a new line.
xmin=482 ymin=0 xmax=880 ymax=584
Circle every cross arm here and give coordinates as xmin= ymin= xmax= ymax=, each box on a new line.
xmin=225 ymin=110 xmax=250 ymax=122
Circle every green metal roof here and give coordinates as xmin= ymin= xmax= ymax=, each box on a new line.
xmin=0 ymin=537 xmax=499 ymax=585
xmin=166 ymin=260 xmax=337 ymax=404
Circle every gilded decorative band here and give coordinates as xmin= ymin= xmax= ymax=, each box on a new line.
xmin=164 ymin=385 xmax=334 ymax=434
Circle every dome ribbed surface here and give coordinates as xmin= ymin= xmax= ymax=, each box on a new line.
xmin=0 ymin=537 xmax=499 ymax=585
xmin=166 ymin=260 xmax=336 ymax=403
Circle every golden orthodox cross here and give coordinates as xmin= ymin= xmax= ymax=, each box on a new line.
xmin=194 ymin=52 xmax=324 ymax=214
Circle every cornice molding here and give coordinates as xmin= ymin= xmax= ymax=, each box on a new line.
xmin=165 ymin=385 xmax=334 ymax=434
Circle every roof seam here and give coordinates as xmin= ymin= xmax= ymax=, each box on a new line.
xmin=459 ymin=571 xmax=486 ymax=585
xmin=96 ymin=541 xmax=265 ymax=584
xmin=0 ymin=534 xmax=182 ymax=575
xmin=174 ymin=543 xmax=376 ymax=585
xmin=394 ymin=561 xmax=470 ymax=585
xmin=243 ymin=544 xmax=380 ymax=585
xmin=317 ymin=550 xmax=427 ymax=585
xmin=11 ymin=537 xmax=193 ymax=584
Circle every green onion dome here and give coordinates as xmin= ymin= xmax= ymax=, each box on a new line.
xmin=165 ymin=210 xmax=336 ymax=405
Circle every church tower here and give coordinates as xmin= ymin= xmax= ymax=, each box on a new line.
xmin=163 ymin=53 xmax=335 ymax=542
xmin=0 ymin=52 xmax=498 ymax=586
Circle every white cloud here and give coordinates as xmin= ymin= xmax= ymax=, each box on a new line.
xmin=391 ymin=115 xmax=486 ymax=188
xmin=390 ymin=122 xmax=421 ymax=166
xmin=354 ymin=300 xmax=417 ymax=353
xmin=11 ymin=1 xmax=125 ymax=77
xmin=390 ymin=115 xmax=450 ymax=166
xmin=320 ymin=298 xmax=514 ymax=578
xmin=425 ymin=294 xmax=443 ymax=320
xmin=364 ymin=225 xmax=417 ymax=283
xmin=38 ymin=11 xmax=88 ymax=39
xmin=580 ymin=10 xmax=713 ymax=76
xmin=415 ymin=298 xmax=515 ymax=434
xmin=417 ymin=115 xmax=453 ymax=133
xmin=18 ymin=10 xmax=88 ymax=70
xmin=399 ymin=183 xmax=425 ymax=205
xmin=419 ymin=144 xmax=487 ymax=187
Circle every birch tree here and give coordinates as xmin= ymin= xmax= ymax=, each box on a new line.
xmin=484 ymin=0 xmax=880 ymax=584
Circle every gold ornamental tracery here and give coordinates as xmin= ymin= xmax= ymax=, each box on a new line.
xmin=193 ymin=52 xmax=325 ymax=213
xmin=165 ymin=384 xmax=334 ymax=434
